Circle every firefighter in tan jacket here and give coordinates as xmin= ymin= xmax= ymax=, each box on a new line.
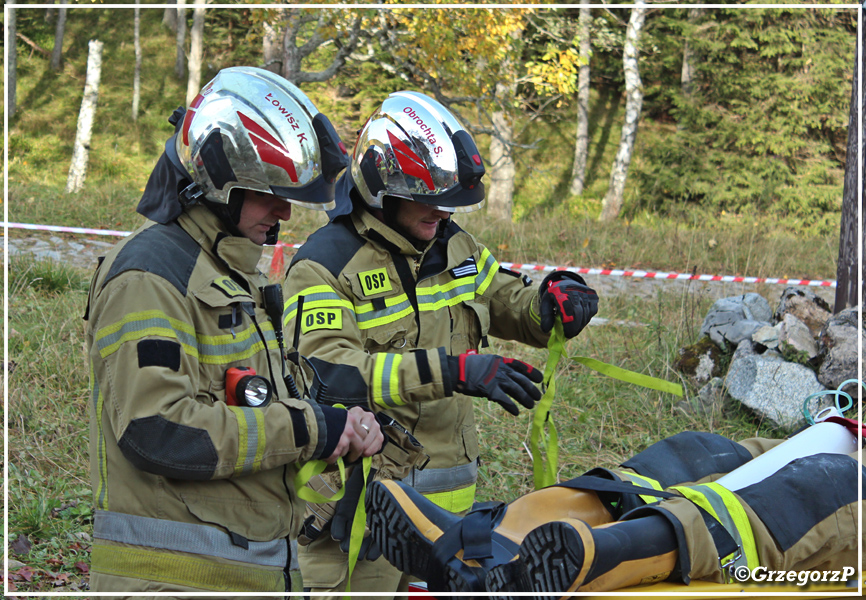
xmin=85 ymin=67 xmax=382 ymax=596
xmin=283 ymin=92 xmax=599 ymax=597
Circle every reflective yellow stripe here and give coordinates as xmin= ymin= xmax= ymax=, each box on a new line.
xmin=620 ymin=472 xmax=664 ymax=505
xmin=91 ymin=362 xmax=109 ymax=510
xmin=474 ymin=249 xmax=499 ymax=296
xmin=373 ymin=353 xmax=404 ymax=408
xmin=423 ymin=484 xmax=476 ymax=513
xmin=91 ymin=541 xmax=284 ymax=591
xmin=671 ymin=483 xmax=759 ymax=570
xmin=283 ymin=285 xmax=355 ymax=327
xmin=416 ymin=277 xmax=476 ymax=311
xmin=97 ymin=309 xmax=278 ymax=365
xmin=228 ymin=406 xmax=266 ymax=475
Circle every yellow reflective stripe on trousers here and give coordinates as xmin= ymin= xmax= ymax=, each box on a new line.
xmin=91 ymin=541 xmax=285 ymax=592
xmin=671 ymin=482 xmax=759 ymax=570
xmin=373 ymin=353 xmax=404 ymax=408
xmin=423 ymin=483 xmax=476 ymax=513
xmin=620 ymin=472 xmax=664 ymax=505
xmin=227 ymin=406 xmax=267 ymax=475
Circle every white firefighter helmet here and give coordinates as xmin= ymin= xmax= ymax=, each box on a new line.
xmin=173 ymin=66 xmax=347 ymax=211
xmin=349 ymin=91 xmax=486 ymax=213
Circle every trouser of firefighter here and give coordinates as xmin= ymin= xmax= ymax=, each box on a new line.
xmin=621 ymin=451 xmax=864 ymax=585
xmin=298 ymin=534 xmax=415 ymax=599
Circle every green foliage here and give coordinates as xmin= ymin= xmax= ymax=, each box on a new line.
xmin=628 ymin=7 xmax=853 ymax=231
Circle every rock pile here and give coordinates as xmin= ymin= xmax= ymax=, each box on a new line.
xmin=675 ymin=287 xmax=861 ymax=430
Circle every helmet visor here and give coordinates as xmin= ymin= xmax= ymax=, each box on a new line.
xmin=271 ymin=173 xmax=337 ymax=211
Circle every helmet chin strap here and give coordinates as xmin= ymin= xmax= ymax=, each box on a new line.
xmin=202 ymin=188 xmax=246 ymax=238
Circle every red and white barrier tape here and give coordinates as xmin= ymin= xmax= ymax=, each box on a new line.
xmin=2 ymin=221 xmax=837 ymax=288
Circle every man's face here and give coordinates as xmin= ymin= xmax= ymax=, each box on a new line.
xmin=236 ymin=190 xmax=293 ymax=245
xmin=393 ymin=199 xmax=451 ymax=242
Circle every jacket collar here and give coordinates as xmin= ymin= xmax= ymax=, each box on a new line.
xmin=350 ymin=206 xmax=434 ymax=257
xmin=178 ymin=206 xmax=264 ymax=276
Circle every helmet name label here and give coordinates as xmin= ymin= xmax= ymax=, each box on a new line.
xmin=402 ymin=107 xmax=443 ymax=155
xmin=301 ymin=309 xmax=342 ymax=333
xmin=265 ymin=92 xmax=309 ymax=144
xmin=358 ymin=268 xmax=393 ymax=296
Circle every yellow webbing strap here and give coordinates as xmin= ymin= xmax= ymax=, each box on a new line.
xmin=531 ymin=322 xmax=565 ymax=489
xmin=343 ymin=455 xmax=372 ymax=599
xmin=670 ymin=482 xmax=760 ymax=570
xmin=293 ymin=457 xmax=346 ymax=503
xmin=531 ymin=322 xmax=684 ymax=490
xmin=91 ymin=541 xmax=284 ymax=591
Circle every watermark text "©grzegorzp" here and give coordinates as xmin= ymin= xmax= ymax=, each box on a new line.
xmin=731 ymin=565 xmax=856 ymax=585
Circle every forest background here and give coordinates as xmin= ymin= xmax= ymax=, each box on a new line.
xmin=2 ymin=1 xmax=860 ymax=594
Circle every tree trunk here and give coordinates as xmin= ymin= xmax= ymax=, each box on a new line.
xmin=834 ymin=31 xmax=864 ymax=313
xmin=600 ymin=2 xmax=647 ymax=222
xmin=50 ymin=0 xmax=68 ymax=71
xmin=487 ymin=80 xmax=516 ymax=220
xmin=186 ymin=3 xmax=206 ymax=105
xmin=175 ymin=0 xmax=187 ymax=80
xmin=568 ymin=0 xmax=591 ymax=197
xmin=67 ymin=40 xmax=104 ymax=194
xmin=7 ymin=8 xmax=17 ymax=120
xmin=681 ymin=7 xmax=702 ymax=98
xmin=45 ymin=1 xmax=55 ymax=24
xmin=263 ymin=17 xmax=283 ymax=74
xmin=163 ymin=2 xmax=178 ymax=33
xmin=132 ymin=6 xmax=141 ymax=121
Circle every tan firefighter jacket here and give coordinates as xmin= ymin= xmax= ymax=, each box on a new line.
xmin=283 ymin=207 xmax=549 ymax=513
xmin=85 ymin=205 xmax=336 ymax=593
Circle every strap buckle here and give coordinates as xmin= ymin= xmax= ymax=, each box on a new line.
xmin=719 ymin=546 xmax=743 ymax=582
xmin=179 ymin=182 xmax=204 ymax=205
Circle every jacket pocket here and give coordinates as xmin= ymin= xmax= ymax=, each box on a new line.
xmin=451 ymin=300 xmax=490 ymax=354
xmin=182 ymin=489 xmax=291 ymax=542
xmin=363 ymin=326 xmax=410 ymax=354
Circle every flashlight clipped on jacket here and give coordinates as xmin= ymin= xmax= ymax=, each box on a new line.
xmin=225 ymin=367 xmax=273 ymax=407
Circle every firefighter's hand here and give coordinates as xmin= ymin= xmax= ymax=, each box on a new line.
xmin=449 ymin=352 xmax=543 ymax=416
xmin=327 ymin=407 xmax=383 ymax=464
xmin=539 ymin=271 xmax=598 ymax=338
xmin=331 ymin=466 xmax=382 ymax=561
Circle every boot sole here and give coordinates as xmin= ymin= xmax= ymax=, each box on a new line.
xmin=486 ymin=559 xmax=537 ymax=600
xmin=518 ymin=519 xmax=593 ymax=596
xmin=367 ymin=481 xmax=485 ymax=592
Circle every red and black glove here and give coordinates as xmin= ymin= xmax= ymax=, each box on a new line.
xmin=448 ymin=351 xmax=543 ymax=416
xmin=539 ymin=271 xmax=598 ymax=339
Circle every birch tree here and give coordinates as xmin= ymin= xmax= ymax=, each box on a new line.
xmin=132 ymin=6 xmax=142 ymax=121
xmin=67 ymin=40 xmax=104 ymax=194
xmin=163 ymin=1 xmax=178 ymax=33
xmin=569 ymin=1 xmax=592 ymax=196
xmin=175 ymin=0 xmax=187 ymax=80
xmin=50 ymin=0 xmax=68 ymax=71
xmin=7 ymin=7 xmax=17 ymax=120
xmin=186 ymin=2 xmax=206 ymax=105
xmin=600 ymin=2 xmax=647 ymax=221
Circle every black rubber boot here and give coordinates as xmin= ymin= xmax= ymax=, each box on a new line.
xmin=367 ymin=478 xmax=614 ymax=593
xmin=487 ymin=514 xmax=678 ymax=599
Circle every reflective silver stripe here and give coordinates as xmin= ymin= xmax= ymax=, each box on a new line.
xmin=400 ymin=460 xmax=477 ymax=494
xmin=690 ymin=484 xmax=748 ymax=569
xmin=93 ymin=510 xmax=288 ymax=568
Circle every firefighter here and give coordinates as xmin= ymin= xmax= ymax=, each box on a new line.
xmin=84 ymin=67 xmax=383 ymax=597
xmin=366 ymin=429 xmax=862 ymax=596
xmin=282 ymin=91 xmax=598 ymax=598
